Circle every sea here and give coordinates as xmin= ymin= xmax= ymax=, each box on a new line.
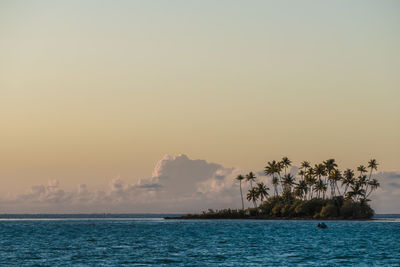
xmin=0 ymin=214 xmax=399 ymax=266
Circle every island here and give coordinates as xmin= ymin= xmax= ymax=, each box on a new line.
xmin=166 ymin=158 xmax=379 ymax=220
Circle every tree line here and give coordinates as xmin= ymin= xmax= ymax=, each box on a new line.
xmin=236 ymin=157 xmax=380 ymax=209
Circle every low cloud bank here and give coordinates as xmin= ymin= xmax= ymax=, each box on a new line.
xmin=369 ymin=171 xmax=400 ymax=213
xmin=1 ymin=154 xmax=242 ymax=213
xmin=1 ymin=155 xmax=399 ymax=213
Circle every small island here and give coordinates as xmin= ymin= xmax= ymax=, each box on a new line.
xmin=167 ymin=158 xmax=380 ymax=220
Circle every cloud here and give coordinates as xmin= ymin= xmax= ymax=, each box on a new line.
xmin=0 ymin=154 xmax=244 ymax=213
xmin=369 ymin=171 xmax=400 ymax=214
xmin=132 ymin=154 xmax=242 ymax=210
xmin=382 ymin=171 xmax=400 ymax=179
xmin=15 ymin=179 xmax=72 ymax=204
xmin=388 ymin=182 xmax=400 ymax=188
xmin=1 ymin=155 xmax=399 ymax=214
xmin=136 ymin=183 xmax=163 ymax=189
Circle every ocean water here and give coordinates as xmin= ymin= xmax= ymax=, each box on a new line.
xmin=0 ymin=215 xmax=399 ymax=266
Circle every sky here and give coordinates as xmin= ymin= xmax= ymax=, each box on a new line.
xmin=0 ymin=0 xmax=399 ymax=213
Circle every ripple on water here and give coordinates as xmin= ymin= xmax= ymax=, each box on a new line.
xmin=0 ymin=219 xmax=399 ymax=266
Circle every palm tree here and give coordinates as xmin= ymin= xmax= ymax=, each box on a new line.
xmin=277 ymin=161 xmax=284 ymax=192
xmin=272 ymin=176 xmax=279 ymax=196
xmin=367 ymin=159 xmax=378 ymax=179
xmin=299 ymin=161 xmax=310 ymax=181
xmin=281 ymin=157 xmax=292 ymax=176
xmin=366 ymin=178 xmax=380 ymax=198
xmin=306 ymin=166 xmax=314 ymax=177
xmin=298 ymin=169 xmax=305 ymax=181
xmin=264 ymin=161 xmax=277 ymax=176
xmin=357 ymin=165 xmax=368 ymax=177
xmin=300 ymin=161 xmax=311 ymax=171
xmin=247 ymin=187 xmax=258 ymax=208
xmin=236 ymin=175 xmax=245 ymax=210
xmin=282 ymin=173 xmax=296 ymax=192
xmin=331 ymin=169 xmax=342 ymax=197
xmin=305 ymin=167 xmax=315 ymax=199
xmin=324 ymin=159 xmax=337 ymax=196
xmin=314 ymin=179 xmax=327 ymax=199
xmin=342 ymin=169 xmax=355 ymax=196
xmin=358 ymin=174 xmax=367 ymax=187
xmin=324 ymin=159 xmax=337 ymax=176
xmin=347 ymin=183 xmax=365 ymax=201
xmin=365 ymin=159 xmax=378 ymax=194
xmin=322 ymin=184 xmax=328 ymax=199
xmin=246 ymin=172 xmax=257 ymax=190
xmin=294 ymin=180 xmax=308 ymax=200
xmin=327 ymin=172 xmax=335 ymax=197
xmin=264 ymin=160 xmax=281 ymax=195
xmin=314 ymin=163 xmax=327 ymax=183
xmin=256 ymin=182 xmax=269 ymax=202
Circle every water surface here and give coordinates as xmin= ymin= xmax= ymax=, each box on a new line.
xmin=0 ymin=215 xmax=399 ymax=266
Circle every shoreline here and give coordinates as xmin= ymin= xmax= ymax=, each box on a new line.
xmin=164 ymin=215 xmax=374 ymax=221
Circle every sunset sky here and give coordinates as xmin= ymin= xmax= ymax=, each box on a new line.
xmin=1 ymin=1 xmax=399 ymax=213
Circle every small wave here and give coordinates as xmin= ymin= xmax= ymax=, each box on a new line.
xmin=373 ymin=218 xmax=400 ymax=223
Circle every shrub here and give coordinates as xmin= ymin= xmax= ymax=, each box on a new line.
xmin=280 ymin=204 xmax=292 ymax=217
xmin=320 ymin=204 xmax=338 ymax=218
xmin=340 ymin=199 xmax=356 ymax=218
xmin=303 ymin=198 xmax=326 ymax=217
xmin=356 ymin=201 xmax=374 ymax=219
xmin=340 ymin=199 xmax=374 ymax=219
xmin=246 ymin=208 xmax=259 ymax=216
xmin=258 ymin=200 xmax=274 ymax=216
xmin=332 ymin=196 xmax=344 ymax=208
xmin=294 ymin=201 xmax=308 ymax=216
xmin=187 ymin=195 xmax=374 ymax=220
xmin=272 ymin=202 xmax=283 ymax=216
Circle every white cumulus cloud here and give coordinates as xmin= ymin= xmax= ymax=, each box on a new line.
xmin=0 ymin=154 xmax=244 ymax=213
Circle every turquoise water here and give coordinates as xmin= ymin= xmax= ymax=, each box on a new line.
xmin=0 ymin=217 xmax=399 ymax=266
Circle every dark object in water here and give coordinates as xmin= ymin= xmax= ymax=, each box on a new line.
xmin=317 ymin=223 xmax=327 ymax=229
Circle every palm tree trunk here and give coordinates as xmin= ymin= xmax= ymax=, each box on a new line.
xmin=278 ymin=173 xmax=284 ymax=193
xmin=239 ymin=181 xmax=244 ymax=210
xmin=366 ymin=188 xmax=373 ymax=198
xmin=365 ymin=168 xmax=373 ymax=194
xmin=335 ymin=183 xmax=341 ymax=196
xmin=344 ymin=185 xmax=349 ymax=196
xmin=333 ymin=181 xmax=336 ymax=197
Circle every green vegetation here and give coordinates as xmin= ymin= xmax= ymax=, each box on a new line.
xmin=173 ymin=158 xmax=379 ymax=220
